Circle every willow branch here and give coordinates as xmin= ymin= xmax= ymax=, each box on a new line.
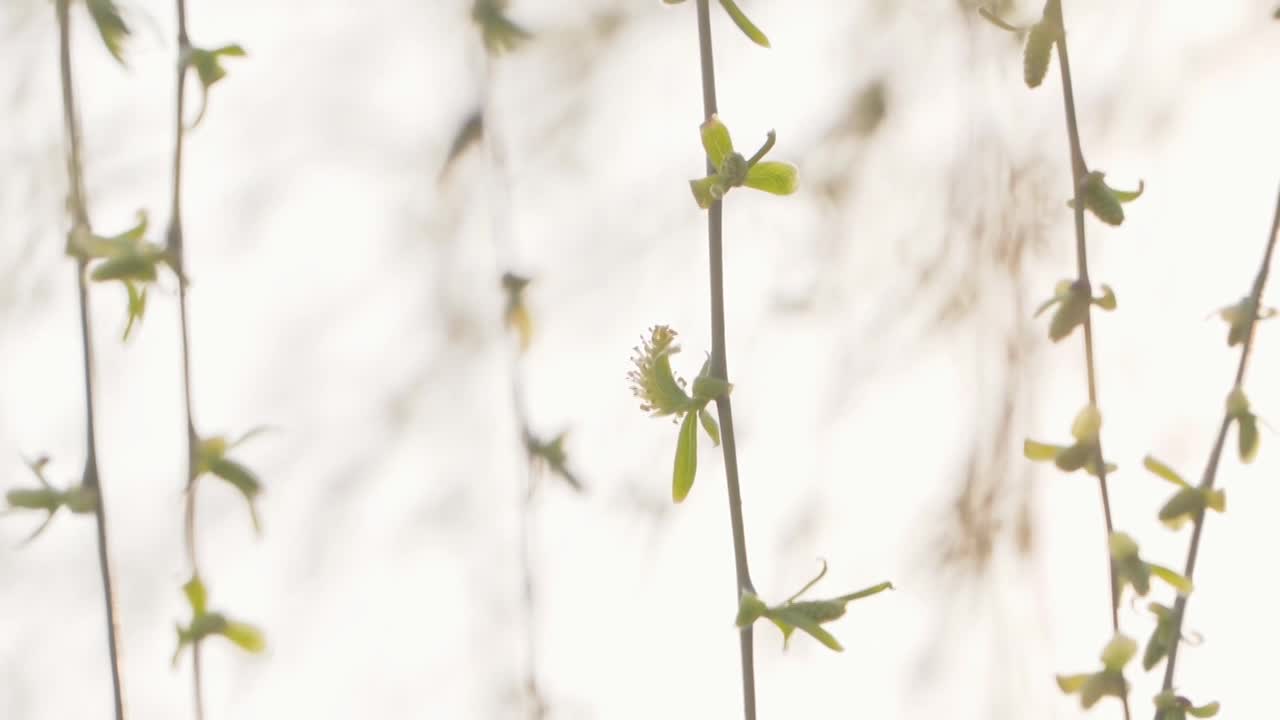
xmin=54 ymin=1 xmax=126 ymax=717
xmin=692 ymin=2 xmax=757 ymax=718
xmin=1156 ymin=186 xmax=1280 ymax=711
xmin=166 ymin=1 xmax=205 ymax=717
xmin=1045 ymin=2 xmax=1129 ymax=714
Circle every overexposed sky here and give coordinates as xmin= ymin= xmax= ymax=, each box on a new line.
xmin=2 ymin=1 xmax=1279 ymax=718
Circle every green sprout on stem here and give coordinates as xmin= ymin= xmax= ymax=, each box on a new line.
xmin=173 ymin=575 xmax=265 ymax=667
xmin=1109 ymin=531 xmax=1193 ymax=600
xmin=194 ymin=427 xmax=270 ymax=533
xmin=472 ymin=0 xmax=531 ymax=55
xmin=1024 ymin=404 xmax=1116 ymax=477
xmin=3 ymin=456 xmax=97 ymax=545
xmin=627 ymin=325 xmax=730 ymax=502
xmin=734 ymin=560 xmax=892 ymax=652
xmin=502 ymin=272 xmax=533 ymax=352
xmin=68 ymin=211 xmax=169 ymax=340
xmin=662 ymin=0 xmax=771 ymax=47
xmin=1216 ymin=295 xmax=1276 ymax=347
xmin=1143 ymin=455 xmax=1226 ymax=530
xmin=977 ymin=5 xmax=1061 ymax=88
xmin=525 ymin=430 xmax=582 ymax=492
xmin=1154 ymin=690 xmax=1220 ymax=720
xmin=184 ymin=43 xmax=247 ymax=130
xmin=1142 ymin=601 xmax=1186 ymax=671
xmin=1225 ymin=387 xmax=1264 ymax=463
xmin=1056 ymin=633 xmax=1137 ymax=710
xmin=86 ymin=0 xmax=130 ymax=66
xmin=690 ymin=116 xmax=798 ymax=210
xmin=1034 ymin=279 xmax=1116 ymax=342
xmin=1067 ymin=171 xmax=1145 ymax=226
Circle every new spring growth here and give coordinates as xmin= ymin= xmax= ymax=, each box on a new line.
xmin=1024 ymin=404 xmax=1116 ymax=477
xmin=195 ymin=427 xmax=270 ymax=533
xmin=472 ymin=0 xmax=531 ymax=55
xmin=1226 ymin=387 xmax=1263 ymax=463
xmin=1154 ymin=690 xmax=1221 ymax=720
xmin=662 ymin=0 xmax=771 ymax=48
xmin=1034 ymin=279 xmax=1116 ymax=342
xmin=502 ymin=272 xmax=533 ymax=352
xmin=1143 ymin=455 xmax=1227 ymax=531
xmin=68 ymin=211 xmax=168 ymax=340
xmin=1217 ymin=295 xmax=1276 ymax=348
xmin=173 ymin=575 xmax=265 ymax=668
xmin=1067 ymin=172 xmax=1145 ymax=226
xmin=1109 ymin=531 xmax=1193 ymax=600
xmin=627 ymin=325 xmax=731 ymax=502
xmin=3 ymin=456 xmax=97 ymax=545
xmin=1056 ymin=633 xmax=1137 ymax=710
xmin=690 ymin=116 xmax=799 ymax=210
xmin=734 ymin=561 xmax=892 ymax=652
xmin=86 ymin=0 xmax=130 ymax=65
xmin=183 ymin=43 xmax=247 ymax=130
xmin=525 ymin=430 xmax=583 ymax=492
xmin=977 ymin=4 xmax=1060 ymax=88
xmin=1143 ymin=601 xmax=1179 ymax=671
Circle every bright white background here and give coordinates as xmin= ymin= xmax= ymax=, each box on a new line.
xmin=1 ymin=1 xmax=1278 ymax=718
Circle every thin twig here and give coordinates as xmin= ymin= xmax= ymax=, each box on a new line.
xmin=166 ymin=2 xmax=206 ymax=717
xmin=54 ymin=2 xmax=127 ymax=717
xmin=692 ymin=2 xmax=757 ymax=718
xmin=472 ymin=40 xmax=550 ymax=716
xmin=1156 ymin=186 xmax=1280 ymax=712
xmin=1045 ymin=2 xmax=1129 ymax=717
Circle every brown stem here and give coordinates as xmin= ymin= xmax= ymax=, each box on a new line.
xmin=1156 ymin=186 xmax=1280 ymax=713
xmin=693 ymin=2 xmax=757 ymax=718
xmin=55 ymin=2 xmax=127 ymax=717
xmin=1045 ymin=2 xmax=1128 ymax=717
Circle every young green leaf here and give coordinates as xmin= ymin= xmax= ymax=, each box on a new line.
xmin=1094 ymin=284 xmax=1118 ymax=310
xmin=185 ymin=44 xmax=248 ymax=129
xmin=1148 ymin=564 xmax=1193 ymax=595
xmin=86 ymin=0 xmax=130 ymax=66
xmin=672 ymin=411 xmax=699 ymax=502
xmin=123 ymin=281 xmax=146 ymax=340
xmin=738 ymin=563 xmax=892 ymax=652
xmin=1071 ymin=172 xmax=1144 ymax=226
xmin=471 ymin=0 xmax=532 ymax=55
xmin=698 ymin=407 xmax=721 ymax=447
xmin=90 ymin=253 xmax=158 ymax=283
xmin=1057 ymin=634 xmax=1136 ymax=709
xmin=1023 ymin=439 xmax=1063 ymax=462
xmin=1143 ymin=602 xmax=1177 ymax=670
xmin=1155 ymin=691 xmax=1221 ymax=720
xmin=183 ymin=575 xmax=209 ymax=616
xmin=767 ymin=605 xmax=844 ymax=651
xmin=690 ymin=176 xmax=724 ymax=209
xmin=1237 ymin=413 xmax=1260 ymax=463
xmin=700 ymin=115 xmax=735 ymax=169
xmin=1082 ymin=172 xmax=1123 ymax=224
xmin=743 ymin=161 xmax=799 ymax=196
xmin=1143 ymin=455 xmax=1189 ymax=487
xmin=222 ymin=621 xmax=267 ymax=654
xmin=718 ymin=0 xmax=770 ymax=47
xmin=1071 ymin=405 xmax=1102 ymax=442
xmin=188 ymin=44 xmax=246 ymax=91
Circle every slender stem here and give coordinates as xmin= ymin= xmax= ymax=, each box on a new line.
xmin=1046 ymin=3 xmax=1128 ymax=718
xmin=473 ymin=39 xmax=549 ymax=715
xmin=1157 ymin=186 xmax=1280 ymax=710
xmin=167 ymin=3 xmax=205 ymax=718
xmin=55 ymin=3 xmax=126 ymax=717
xmin=692 ymin=2 xmax=756 ymax=718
